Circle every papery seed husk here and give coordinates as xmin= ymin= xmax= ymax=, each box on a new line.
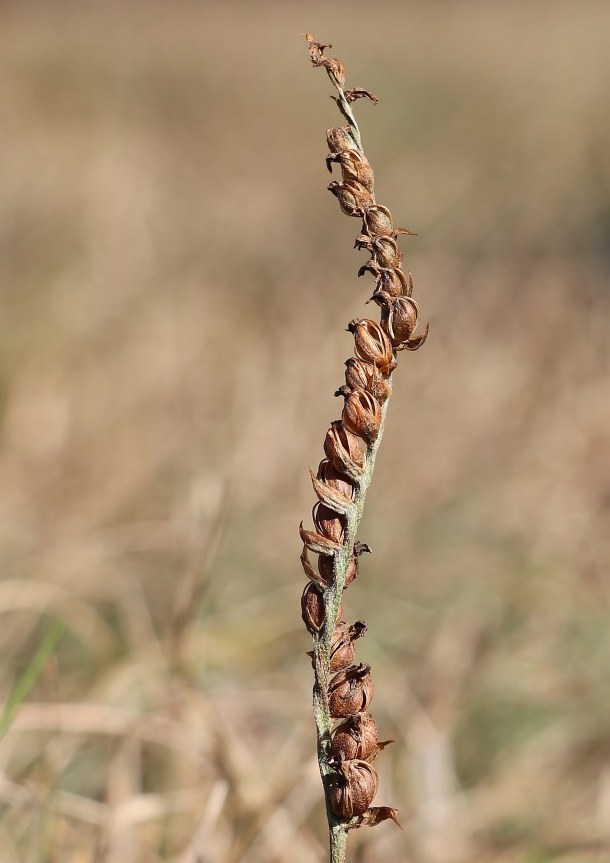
xmin=327 ymin=126 xmax=356 ymax=154
xmin=348 ymin=319 xmax=395 ymax=376
xmin=339 ymin=151 xmax=374 ymax=193
xmin=373 ymin=237 xmax=402 ymax=269
xmin=323 ymin=421 xmax=366 ymax=480
xmin=330 ymin=712 xmax=392 ymax=762
xmin=345 ymin=358 xmax=391 ymax=403
xmin=301 ymin=546 xmax=328 ymax=587
xmin=342 ymin=389 xmax=381 ymax=443
xmin=317 ymin=460 xmax=354 ymax=500
xmin=313 ymin=502 xmax=345 ymax=544
xmin=363 ymin=204 xmax=394 ymax=237
xmin=377 ymin=267 xmax=407 ymax=298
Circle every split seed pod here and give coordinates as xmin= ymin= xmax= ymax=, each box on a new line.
xmin=337 ymin=150 xmax=374 ymax=193
xmin=328 ymin=180 xmax=373 ymax=217
xmin=371 ymin=290 xmax=429 ymax=350
xmin=329 ymin=620 xmax=367 ymax=672
xmin=328 ymin=758 xmax=379 ymax=818
xmin=317 ymin=460 xmax=355 ymax=501
xmin=355 ymin=235 xmax=402 ymax=269
xmin=323 ymin=420 xmax=367 ymax=480
xmin=359 ymin=262 xmax=407 ymax=299
xmin=344 ymin=358 xmax=392 ymax=403
xmin=330 ymin=712 xmax=393 ymax=762
xmin=342 ymin=388 xmax=382 ymax=443
xmin=329 ymin=663 xmax=374 ymax=717
xmin=347 ymin=319 xmax=396 ymax=376
xmin=313 ymin=502 xmax=346 ymax=544
xmin=327 ymin=126 xmax=356 ymax=154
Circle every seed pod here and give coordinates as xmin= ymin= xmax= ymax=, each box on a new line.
xmin=323 ymin=420 xmax=367 ymax=480
xmin=301 ymin=582 xmax=325 ymax=634
xmin=371 ymin=290 xmax=429 ymax=350
xmin=363 ymin=204 xmax=394 ymax=237
xmin=327 ymin=126 xmax=357 ymax=154
xmin=317 ymin=460 xmax=354 ymax=501
xmin=328 ymin=180 xmax=373 ymax=217
xmin=329 ymin=663 xmax=374 ymax=717
xmin=347 ymin=319 xmax=396 ymax=376
xmin=313 ymin=502 xmax=346 ymax=544
xmin=328 ymin=758 xmax=379 ymax=818
xmin=358 ymin=235 xmax=402 ymax=269
xmin=329 ymin=620 xmax=367 ymax=672
xmin=330 ymin=712 xmax=393 ymax=762
xmin=337 ymin=150 xmax=374 ymax=192
xmin=344 ymin=358 xmax=392 ymax=403
xmin=342 ymin=389 xmax=381 ymax=443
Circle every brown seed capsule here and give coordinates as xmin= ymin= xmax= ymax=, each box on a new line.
xmin=328 ymin=758 xmax=379 ymax=818
xmin=301 ymin=582 xmax=325 ymax=634
xmin=329 ymin=663 xmax=374 ymax=717
xmin=328 ymin=180 xmax=373 ymax=217
xmin=329 ymin=620 xmax=367 ymax=672
xmin=337 ymin=150 xmax=374 ymax=193
xmin=317 ymin=460 xmax=354 ymax=501
xmin=363 ymin=204 xmax=394 ymax=237
xmin=342 ymin=389 xmax=381 ymax=444
xmin=356 ymin=235 xmax=402 ymax=269
xmin=347 ymin=319 xmax=396 ymax=376
xmin=313 ymin=502 xmax=346 ymax=544
xmin=371 ymin=290 xmax=429 ymax=350
xmin=327 ymin=126 xmax=357 ymax=154
xmin=323 ymin=421 xmax=367 ymax=480
xmin=330 ymin=712 xmax=393 ymax=762
xmin=344 ymin=358 xmax=392 ymax=403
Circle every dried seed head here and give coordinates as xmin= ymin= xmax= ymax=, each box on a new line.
xmin=313 ymin=502 xmax=346 ymax=544
xmin=329 ymin=620 xmax=367 ymax=672
xmin=328 ymin=180 xmax=373 ymax=217
xmin=328 ymin=758 xmax=379 ymax=818
xmin=347 ymin=319 xmax=396 ymax=376
xmin=337 ymin=150 xmax=374 ymax=192
xmin=330 ymin=712 xmax=393 ymax=762
xmin=327 ymin=126 xmax=356 ymax=154
xmin=323 ymin=420 xmax=367 ymax=480
xmin=341 ymin=389 xmax=382 ymax=443
xmin=371 ymin=291 xmax=429 ymax=350
xmin=329 ymin=663 xmax=374 ymax=717
xmin=363 ymin=204 xmax=394 ymax=237
xmin=368 ymin=236 xmax=403 ymax=269
xmin=301 ymin=581 xmax=325 ymax=634
xmin=317 ymin=459 xmax=355 ymax=501
xmin=344 ymin=358 xmax=392 ymax=402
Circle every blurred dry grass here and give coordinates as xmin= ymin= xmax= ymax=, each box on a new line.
xmin=1 ymin=1 xmax=609 ymax=861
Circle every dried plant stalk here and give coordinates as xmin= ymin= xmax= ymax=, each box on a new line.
xmin=299 ymin=35 xmax=427 ymax=862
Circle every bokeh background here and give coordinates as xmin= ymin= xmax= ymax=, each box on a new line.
xmin=1 ymin=1 xmax=609 ymax=861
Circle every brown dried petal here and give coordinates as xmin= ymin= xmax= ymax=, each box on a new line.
xmin=328 ymin=663 xmax=374 ymax=717
xmin=329 ymin=759 xmax=379 ymax=818
xmin=300 ymin=546 xmax=328 ymax=588
xmin=342 ymin=389 xmax=381 ymax=443
xmin=344 ymin=88 xmax=379 ymax=105
xmin=313 ymin=502 xmax=345 ymax=544
xmin=347 ymin=319 xmax=395 ymax=376
xmin=299 ymin=522 xmax=343 ymax=556
xmin=301 ymin=581 xmax=325 ymax=634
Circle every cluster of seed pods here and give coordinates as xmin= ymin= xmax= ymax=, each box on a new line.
xmin=300 ymin=35 xmax=427 ymax=830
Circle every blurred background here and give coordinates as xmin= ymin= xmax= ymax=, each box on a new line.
xmin=1 ymin=1 xmax=609 ymax=861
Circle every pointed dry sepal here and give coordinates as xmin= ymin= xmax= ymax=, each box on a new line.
xmin=353 ymin=807 xmax=402 ymax=830
xmin=299 ymin=521 xmax=343 ymax=556
xmin=300 ymin=546 xmax=329 ymax=588
xmin=310 ymin=469 xmax=356 ymax=516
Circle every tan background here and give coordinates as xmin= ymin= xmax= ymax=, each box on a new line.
xmin=1 ymin=1 xmax=609 ymax=861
